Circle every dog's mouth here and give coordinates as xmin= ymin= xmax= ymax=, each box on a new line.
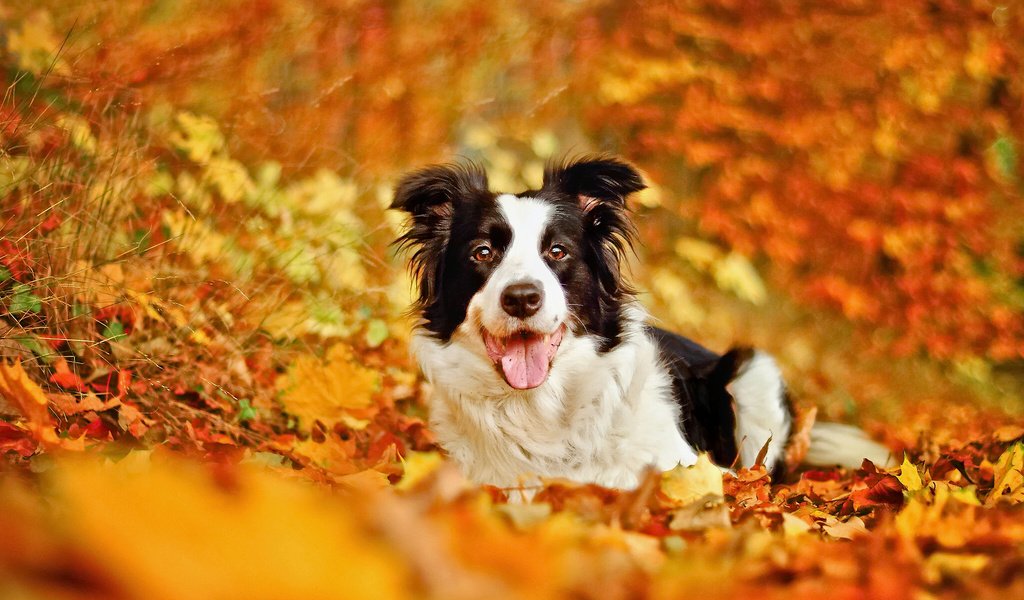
xmin=481 ymin=325 xmax=565 ymax=390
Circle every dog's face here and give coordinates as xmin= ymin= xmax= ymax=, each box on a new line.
xmin=392 ymin=156 xmax=644 ymax=390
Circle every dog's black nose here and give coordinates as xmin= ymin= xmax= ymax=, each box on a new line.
xmin=501 ymin=281 xmax=544 ymax=318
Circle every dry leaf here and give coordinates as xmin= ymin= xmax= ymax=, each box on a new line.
xmin=277 ymin=344 xmax=380 ymax=431
xmin=897 ymin=455 xmax=924 ymax=492
xmin=0 ymin=361 xmax=62 ymax=448
xmin=660 ymin=454 xmax=724 ymax=507
xmin=821 ymin=515 xmax=868 ymax=540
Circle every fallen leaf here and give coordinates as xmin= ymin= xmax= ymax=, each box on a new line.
xmin=821 ymin=515 xmax=868 ymax=540
xmin=0 ymin=361 xmax=61 ymax=448
xmin=277 ymin=344 xmax=380 ymax=431
xmin=0 ymin=421 xmax=37 ymax=457
xmin=660 ymin=454 xmax=724 ymax=507
xmin=47 ymin=391 xmax=118 ymax=416
xmin=397 ymin=451 xmax=444 ymax=491
xmin=993 ymin=425 xmax=1024 ymax=443
xmin=986 ymin=443 xmax=1024 ymax=506
xmin=897 ymin=455 xmax=924 ymax=492
xmin=668 ymin=499 xmax=731 ymax=531
xmin=781 ymin=512 xmax=813 ymax=537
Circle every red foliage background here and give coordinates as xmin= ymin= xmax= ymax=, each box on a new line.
xmin=19 ymin=0 xmax=1024 ymax=362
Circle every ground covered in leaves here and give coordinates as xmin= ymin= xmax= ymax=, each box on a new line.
xmin=3 ymin=3 xmax=1024 ymax=599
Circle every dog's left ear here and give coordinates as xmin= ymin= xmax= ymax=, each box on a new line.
xmin=544 ymin=156 xmax=644 ymax=300
xmin=542 ymin=155 xmax=646 ymax=212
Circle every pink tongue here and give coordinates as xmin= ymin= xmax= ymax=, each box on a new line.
xmin=500 ymin=334 xmax=551 ymax=390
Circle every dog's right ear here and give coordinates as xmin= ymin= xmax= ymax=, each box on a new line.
xmin=390 ymin=163 xmax=488 ymax=221
xmin=391 ymin=163 xmax=489 ymax=308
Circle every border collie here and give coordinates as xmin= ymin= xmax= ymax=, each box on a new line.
xmin=392 ymin=155 xmax=891 ymax=490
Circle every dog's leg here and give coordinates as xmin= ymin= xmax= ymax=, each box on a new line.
xmin=725 ymin=349 xmax=792 ymax=473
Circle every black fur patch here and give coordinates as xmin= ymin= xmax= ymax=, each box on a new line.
xmin=647 ymin=326 xmax=740 ymax=467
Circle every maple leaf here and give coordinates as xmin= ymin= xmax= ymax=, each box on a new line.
xmin=276 ymin=344 xmax=380 ymax=432
xmin=0 ymin=361 xmax=64 ymax=449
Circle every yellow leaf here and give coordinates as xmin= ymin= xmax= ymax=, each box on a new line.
xmin=396 ymin=451 xmax=444 ymax=491
xmin=660 ymin=454 xmax=724 ymax=506
xmin=530 ymin=130 xmax=558 ymax=159
xmin=987 ymin=443 xmax=1024 ymax=506
xmin=6 ymin=10 xmax=70 ymax=76
xmin=781 ymin=512 xmax=813 ymax=537
xmin=205 ymin=156 xmax=254 ymax=203
xmin=634 ymin=181 xmax=663 ymax=208
xmin=897 ymin=454 xmax=923 ymax=492
xmin=57 ymin=114 xmax=97 ymax=155
xmin=712 ymin=252 xmax=767 ymax=305
xmin=673 ymin=237 xmax=722 ymax=273
xmin=338 ymin=469 xmax=392 ymax=493
xmin=648 ymin=268 xmax=706 ymax=328
xmin=45 ymin=454 xmax=407 ymax=600
xmin=940 ymin=482 xmax=982 ymax=507
xmin=169 ymin=112 xmax=225 ymax=165
xmin=276 ymin=344 xmax=380 ymax=431
xmin=292 ymin=438 xmax=359 ymax=477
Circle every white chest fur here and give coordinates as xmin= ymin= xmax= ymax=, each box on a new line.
xmin=411 ymin=315 xmax=699 ymax=489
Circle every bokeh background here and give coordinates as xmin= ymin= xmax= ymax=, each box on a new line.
xmin=2 ymin=2 xmax=1024 ymax=598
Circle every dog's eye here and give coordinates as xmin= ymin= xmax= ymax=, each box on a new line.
xmin=547 ymin=244 xmax=568 ymax=261
xmin=471 ymin=245 xmax=493 ymax=262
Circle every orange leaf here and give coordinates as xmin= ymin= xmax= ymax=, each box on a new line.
xmin=48 ymin=391 xmax=118 ymax=416
xmin=0 ymin=360 xmax=61 ymax=448
xmin=50 ymin=371 xmax=89 ymax=392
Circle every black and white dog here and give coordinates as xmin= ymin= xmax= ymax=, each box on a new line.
xmin=392 ymin=155 xmax=890 ymax=489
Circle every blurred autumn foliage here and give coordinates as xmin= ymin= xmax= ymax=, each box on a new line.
xmin=2 ymin=1 xmax=1024 ymax=599
xmin=25 ymin=0 xmax=1021 ymax=361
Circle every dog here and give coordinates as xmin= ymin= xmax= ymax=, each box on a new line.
xmin=391 ymin=155 xmax=891 ymax=490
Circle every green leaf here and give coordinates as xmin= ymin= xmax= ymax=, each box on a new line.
xmin=365 ymin=319 xmax=389 ymax=348
xmin=13 ymin=335 xmax=55 ymax=363
xmin=990 ymin=135 xmax=1018 ymax=182
xmin=102 ymin=320 xmax=127 ymax=341
xmin=8 ymin=284 xmax=42 ymax=313
xmin=0 ymin=266 xmax=11 ymax=282
xmin=237 ymin=399 xmax=257 ymax=422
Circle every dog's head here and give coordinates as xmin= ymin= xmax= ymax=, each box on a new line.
xmin=391 ymin=155 xmax=644 ymax=390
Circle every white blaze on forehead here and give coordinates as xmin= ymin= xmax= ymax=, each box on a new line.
xmin=469 ymin=194 xmax=567 ymax=337
xmin=496 ymin=194 xmax=553 ymax=270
